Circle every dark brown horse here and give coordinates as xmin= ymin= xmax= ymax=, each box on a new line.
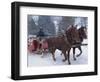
xmin=45 ymin=26 xmax=80 ymax=64
xmin=72 ymin=26 xmax=87 ymax=60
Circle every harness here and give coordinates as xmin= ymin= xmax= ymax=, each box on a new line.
xmin=63 ymin=33 xmax=72 ymax=48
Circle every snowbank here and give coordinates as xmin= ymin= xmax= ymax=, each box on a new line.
xmin=28 ymin=39 xmax=88 ymax=67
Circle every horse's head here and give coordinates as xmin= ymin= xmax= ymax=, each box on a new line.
xmin=65 ymin=26 xmax=81 ymax=44
xmin=78 ymin=26 xmax=87 ymax=39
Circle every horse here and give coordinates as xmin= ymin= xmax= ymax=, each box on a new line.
xmin=44 ymin=26 xmax=80 ymax=64
xmin=64 ymin=25 xmax=81 ymax=60
xmin=72 ymin=26 xmax=87 ymax=58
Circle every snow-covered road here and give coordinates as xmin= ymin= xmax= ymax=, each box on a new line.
xmin=28 ymin=40 xmax=88 ymax=67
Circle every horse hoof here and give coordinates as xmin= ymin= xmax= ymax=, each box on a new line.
xmin=74 ymin=58 xmax=76 ymax=61
xmin=41 ymin=56 xmax=44 ymax=58
xmin=68 ymin=62 xmax=71 ymax=65
xmin=53 ymin=59 xmax=56 ymax=61
xmin=76 ymin=54 xmax=80 ymax=57
xmin=62 ymin=59 xmax=67 ymax=62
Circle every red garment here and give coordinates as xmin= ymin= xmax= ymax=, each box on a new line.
xmin=28 ymin=39 xmax=48 ymax=53
xmin=33 ymin=40 xmax=38 ymax=51
xmin=28 ymin=40 xmax=39 ymax=52
xmin=42 ymin=40 xmax=48 ymax=49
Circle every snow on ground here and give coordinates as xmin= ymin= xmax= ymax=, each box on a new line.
xmin=28 ymin=40 xmax=88 ymax=67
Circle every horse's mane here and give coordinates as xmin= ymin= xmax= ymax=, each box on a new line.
xmin=65 ymin=26 xmax=79 ymax=44
xmin=78 ymin=26 xmax=87 ymax=42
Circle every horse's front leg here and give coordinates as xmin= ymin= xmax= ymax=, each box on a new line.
xmin=73 ymin=47 xmax=76 ymax=60
xmin=62 ymin=50 xmax=67 ymax=62
xmin=76 ymin=46 xmax=82 ymax=57
xmin=67 ymin=49 xmax=71 ymax=65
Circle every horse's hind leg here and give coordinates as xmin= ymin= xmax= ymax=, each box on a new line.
xmin=76 ymin=46 xmax=82 ymax=57
xmin=73 ymin=47 xmax=76 ymax=60
xmin=50 ymin=48 xmax=56 ymax=61
xmin=60 ymin=52 xmax=63 ymax=56
xmin=41 ymin=49 xmax=45 ymax=58
xmin=52 ymin=53 xmax=56 ymax=61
